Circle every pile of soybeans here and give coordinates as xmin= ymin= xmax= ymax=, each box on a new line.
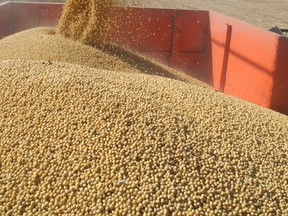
xmin=0 ymin=27 xmax=206 ymax=86
xmin=0 ymin=0 xmax=288 ymax=215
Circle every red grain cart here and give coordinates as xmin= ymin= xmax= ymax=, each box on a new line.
xmin=0 ymin=1 xmax=287 ymax=115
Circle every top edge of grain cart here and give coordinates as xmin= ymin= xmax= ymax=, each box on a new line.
xmin=0 ymin=1 xmax=288 ymax=115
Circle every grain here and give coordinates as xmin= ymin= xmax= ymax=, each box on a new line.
xmin=1 ymin=60 xmax=287 ymax=215
xmin=0 ymin=27 xmax=206 ymax=86
xmin=0 ymin=28 xmax=131 ymax=72
xmin=0 ymin=0 xmax=287 ymax=214
xmin=57 ymin=0 xmax=113 ymax=46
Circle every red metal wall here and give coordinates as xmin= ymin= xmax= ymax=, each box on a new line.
xmin=209 ymin=11 xmax=288 ymax=114
xmin=0 ymin=2 xmax=13 ymax=38
xmin=106 ymin=8 xmax=211 ymax=82
xmin=0 ymin=2 xmax=62 ymax=38
xmin=271 ymin=37 xmax=288 ymax=114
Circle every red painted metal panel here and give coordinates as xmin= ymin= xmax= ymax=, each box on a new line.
xmin=209 ymin=11 xmax=288 ymax=115
xmin=225 ymin=72 xmax=271 ymax=108
xmin=11 ymin=2 xmax=63 ymax=30
xmin=168 ymin=10 xmax=210 ymax=79
xmin=40 ymin=8 xmax=53 ymax=26
xmin=0 ymin=2 xmax=13 ymax=39
xmin=219 ymin=24 xmax=232 ymax=92
xmin=169 ymin=12 xmax=182 ymax=65
xmin=209 ymin=11 xmax=288 ymax=114
xmin=107 ymin=8 xmax=174 ymax=51
xmin=271 ymin=37 xmax=288 ymax=114
xmin=177 ymin=10 xmax=209 ymax=52
xmin=0 ymin=2 xmax=63 ymax=38
xmin=209 ymin=14 xmax=228 ymax=90
xmin=226 ymin=23 xmax=277 ymax=101
xmin=169 ymin=52 xmax=211 ymax=80
xmin=106 ymin=8 xmax=211 ymax=79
